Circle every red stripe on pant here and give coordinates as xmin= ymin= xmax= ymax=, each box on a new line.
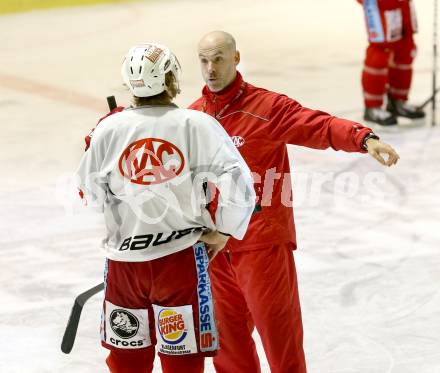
xmin=209 ymin=243 xmax=307 ymax=373
xmin=362 ymin=34 xmax=416 ymax=108
xmin=389 ymin=35 xmax=416 ymax=101
xmin=362 ymin=45 xmax=391 ymax=108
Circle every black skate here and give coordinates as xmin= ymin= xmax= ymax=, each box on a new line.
xmin=364 ymin=107 xmax=397 ymax=126
xmin=387 ymin=98 xmax=426 ymax=119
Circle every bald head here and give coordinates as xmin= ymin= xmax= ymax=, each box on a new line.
xmin=197 ymin=31 xmax=240 ymax=92
xmin=198 ymin=31 xmax=236 ymax=53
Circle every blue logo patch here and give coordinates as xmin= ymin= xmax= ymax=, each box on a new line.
xmin=364 ymin=0 xmax=385 ymax=43
xmin=193 ymin=242 xmax=218 ymax=351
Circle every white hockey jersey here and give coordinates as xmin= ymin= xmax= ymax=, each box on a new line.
xmin=76 ymin=105 xmax=255 ymax=262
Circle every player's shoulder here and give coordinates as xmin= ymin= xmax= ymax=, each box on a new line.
xmin=91 ymin=108 xmax=129 ymax=141
xmin=96 ymin=109 xmax=125 ymax=127
xmin=183 ymin=107 xmax=213 ymax=120
xmin=173 ymin=108 xmax=219 ymax=130
xmin=173 ymin=108 xmax=226 ymax=138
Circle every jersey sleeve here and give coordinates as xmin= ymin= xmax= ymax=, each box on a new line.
xmin=76 ymin=124 xmax=111 ymax=212
xmin=189 ymin=111 xmax=256 ymax=240
xmin=268 ymin=94 xmax=372 ymax=152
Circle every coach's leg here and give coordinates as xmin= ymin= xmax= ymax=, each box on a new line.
xmin=234 ymin=245 xmax=307 ymax=373
xmin=210 ymin=250 xmax=261 ymax=373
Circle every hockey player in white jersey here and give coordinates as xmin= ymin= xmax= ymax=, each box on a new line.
xmin=76 ymin=43 xmax=255 ymax=373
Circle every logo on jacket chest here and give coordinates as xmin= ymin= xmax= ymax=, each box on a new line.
xmin=231 ymin=136 xmax=245 ymax=148
xmin=119 ymin=138 xmax=185 ymax=185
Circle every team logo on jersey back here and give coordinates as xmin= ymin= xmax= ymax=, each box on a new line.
xmin=110 ymin=309 xmax=139 ymax=339
xmin=119 ymin=138 xmax=185 ymax=185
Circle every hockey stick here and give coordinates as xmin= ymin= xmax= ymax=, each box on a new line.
xmin=418 ymin=86 xmax=440 ymax=110
xmin=61 ymin=282 xmax=104 ymax=353
xmin=107 ymin=95 xmax=117 ymax=111
xmin=60 ymin=96 xmax=117 ymax=354
xmin=433 ymin=0 xmax=438 ymax=126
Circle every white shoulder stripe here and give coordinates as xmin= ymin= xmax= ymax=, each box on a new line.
xmin=218 ymin=110 xmax=269 ymax=122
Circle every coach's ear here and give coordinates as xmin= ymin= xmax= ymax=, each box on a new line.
xmin=235 ymin=50 xmax=240 ymax=67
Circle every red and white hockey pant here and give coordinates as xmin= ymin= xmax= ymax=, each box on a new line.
xmin=362 ymin=36 xmax=416 ymax=108
xmin=101 ymin=243 xmax=217 ymax=373
xmin=361 ymin=0 xmax=417 ymax=107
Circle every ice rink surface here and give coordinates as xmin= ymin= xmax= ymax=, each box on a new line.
xmin=1 ymin=0 xmax=439 ymax=372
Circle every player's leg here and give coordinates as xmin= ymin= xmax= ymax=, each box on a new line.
xmin=360 ymin=0 xmax=397 ymax=125
xmin=233 ymin=244 xmax=306 ymax=373
xmin=362 ymin=44 xmax=390 ymax=108
xmin=210 ymin=250 xmax=261 ymax=373
xmin=102 ymin=259 xmax=156 ymax=373
xmin=388 ymin=36 xmax=415 ymax=101
xmin=159 ymin=354 xmax=204 ymax=373
xmin=362 ymin=44 xmax=396 ymax=125
xmin=387 ymin=35 xmax=425 ymax=118
xmin=106 ymin=349 xmax=155 ymax=373
xmin=150 ymin=243 xmax=216 ymax=372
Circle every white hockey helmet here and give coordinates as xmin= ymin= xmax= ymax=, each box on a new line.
xmin=121 ymin=43 xmax=181 ymax=97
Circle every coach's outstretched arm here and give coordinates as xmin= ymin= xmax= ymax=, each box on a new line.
xmin=266 ymin=94 xmax=400 ymax=167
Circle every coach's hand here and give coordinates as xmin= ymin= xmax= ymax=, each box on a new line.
xmin=200 ymin=231 xmax=230 ymax=261
xmin=366 ymin=139 xmax=400 ymax=167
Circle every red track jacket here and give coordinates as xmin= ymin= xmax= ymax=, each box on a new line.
xmin=189 ymin=72 xmax=372 ymax=251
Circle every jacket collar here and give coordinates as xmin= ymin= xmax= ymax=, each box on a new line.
xmin=202 ymin=71 xmax=244 ymax=104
